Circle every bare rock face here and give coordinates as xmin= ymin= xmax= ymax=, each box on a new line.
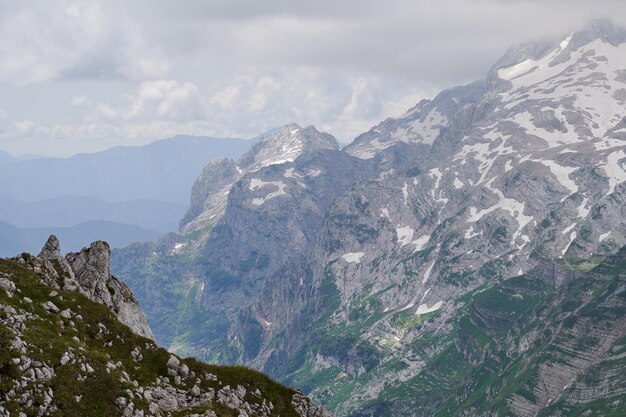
xmin=66 ymin=241 xmax=114 ymax=305
xmin=292 ymin=392 xmax=334 ymax=417
xmin=16 ymin=235 xmax=154 ymax=340
xmin=15 ymin=235 xmax=79 ymax=291
xmin=180 ymin=157 xmax=240 ymax=230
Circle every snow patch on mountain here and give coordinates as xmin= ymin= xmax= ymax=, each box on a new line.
xmin=249 ymin=179 xmax=287 ymax=206
xmin=414 ymin=301 xmax=443 ymax=316
xmin=342 ymin=252 xmax=365 ymax=264
xmin=396 ymin=226 xmax=414 ymax=247
xmin=599 ymin=231 xmax=612 ymax=242
xmin=602 ymin=149 xmax=626 ymax=195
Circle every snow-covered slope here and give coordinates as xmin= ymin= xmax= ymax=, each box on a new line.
xmin=345 ymin=82 xmax=485 ymax=159
xmin=239 ymin=123 xmax=339 ymax=170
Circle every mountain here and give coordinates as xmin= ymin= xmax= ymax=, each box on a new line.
xmin=337 ymin=249 xmax=626 ymax=416
xmin=180 ymin=123 xmax=340 ymax=233
xmin=0 ymin=196 xmax=186 ymax=233
xmin=0 ymin=150 xmax=13 ymax=165
xmin=0 ymin=135 xmax=252 ymax=204
xmin=112 ymin=19 xmax=626 ymax=416
xmin=0 ymin=220 xmax=161 ymax=257
xmin=0 ymin=135 xmax=251 ymax=257
xmin=0 ymin=236 xmax=330 ymax=416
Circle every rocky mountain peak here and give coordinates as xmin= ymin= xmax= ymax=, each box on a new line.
xmin=570 ymin=17 xmax=626 ymax=47
xmin=15 ymin=236 xmax=154 ymax=340
xmin=38 ymin=234 xmax=62 ymax=259
xmin=491 ymin=18 xmax=626 ymax=84
xmin=345 ymin=81 xmax=485 ymax=160
xmin=238 ymin=123 xmax=339 ymax=171
xmin=179 ymin=123 xmax=340 ymax=234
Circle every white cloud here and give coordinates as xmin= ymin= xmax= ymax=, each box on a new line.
xmin=115 ymin=29 xmax=171 ymax=80
xmin=204 ymin=68 xmax=430 ymax=141
xmin=127 ymin=80 xmax=204 ymax=121
xmin=0 ymin=1 xmax=625 ymax=156
xmin=0 ymin=1 xmax=170 ymax=84
xmin=0 ymin=68 xmax=432 ymax=156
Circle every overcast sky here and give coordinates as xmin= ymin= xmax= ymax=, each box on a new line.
xmin=0 ymin=0 xmax=625 ymax=157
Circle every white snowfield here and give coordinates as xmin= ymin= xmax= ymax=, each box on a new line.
xmin=603 ymin=149 xmax=626 ymax=196
xmin=414 ymin=301 xmax=444 ymax=316
xmin=395 ymin=225 xmax=430 ymax=252
xmin=249 ymin=178 xmax=287 ymax=206
xmin=396 ymin=226 xmax=414 ymax=247
xmin=498 ymin=35 xmax=573 ymax=85
xmin=346 ymin=108 xmax=448 ymax=160
xmin=599 ymin=231 xmax=612 ymax=242
xmin=342 ymin=252 xmax=366 ymax=264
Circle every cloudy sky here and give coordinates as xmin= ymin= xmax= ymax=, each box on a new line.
xmin=0 ymin=0 xmax=625 ymax=157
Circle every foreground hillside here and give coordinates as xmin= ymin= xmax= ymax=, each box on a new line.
xmin=0 ymin=238 xmax=329 ymax=417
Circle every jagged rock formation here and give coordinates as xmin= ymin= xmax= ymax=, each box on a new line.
xmin=180 ymin=123 xmax=340 ymax=236
xmin=0 ymin=246 xmax=330 ymax=417
xmin=14 ymin=235 xmax=154 ymax=340
xmin=112 ymin=19 xmax=626 ymax=416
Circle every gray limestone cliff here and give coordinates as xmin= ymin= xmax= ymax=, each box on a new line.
xmin=15 ymin=235 xmax=154 ymax=340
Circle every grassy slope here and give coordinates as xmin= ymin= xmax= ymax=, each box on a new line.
xmin=0 ymin=258 xmax=301 ymax=417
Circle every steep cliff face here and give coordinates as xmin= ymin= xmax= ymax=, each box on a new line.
xmin=112 ymin=20 xmax=626 ymax=417
xmin=0 ymin=247 xmax=331 ymax=417
xmin=15 ymin=235 xmax=154 ymax=340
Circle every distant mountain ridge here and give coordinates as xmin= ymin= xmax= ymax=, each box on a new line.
xmin=0 ymin=219 xmax=161 ymax=257
xmin=0 ymin=135 xmax=253 ymax=256
xmin=0 ymin=150 xmax=13 ymax=165
xmin=0 ymin=135 xmax=252 ymax=204
xmin=0 ymin=195 xmax=185 ymax=233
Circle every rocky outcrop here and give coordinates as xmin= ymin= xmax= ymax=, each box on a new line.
xmin=15 ymin=235 xmax=154 ymax=340
xmin=292 ymin=392 xmax=334 ymax=417
xmin=0 ymin=256 xmax=331 ymax=417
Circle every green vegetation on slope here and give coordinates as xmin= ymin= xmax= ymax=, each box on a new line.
xmin=280 ymin=249 xmax=626 ymax=417
xmin=0 ymin=259 xmax=309 ymax=417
